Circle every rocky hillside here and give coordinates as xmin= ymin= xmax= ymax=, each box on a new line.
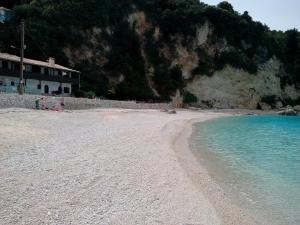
xmin=1 ymin=0 xmax=300 ymax=109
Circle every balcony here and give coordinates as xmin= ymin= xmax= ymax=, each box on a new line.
xmin=0 ymin=68 xmax=79 ymax=84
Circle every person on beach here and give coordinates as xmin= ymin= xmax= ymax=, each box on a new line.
xmin=40 ymin=97 xmax=45 ymax=110
xmin=35 ymin=97 xmax=45 ymax=110
xmin=35 ymin=98 xmax=40 ymax=110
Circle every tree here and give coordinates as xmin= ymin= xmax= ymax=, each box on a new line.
xmin=242 ymin=11 xmax=253 ymax=23
xmin=217 ymin=1 xmax=234 ymax=13
xmin=284 ymin=29 xmax=299 ymax=63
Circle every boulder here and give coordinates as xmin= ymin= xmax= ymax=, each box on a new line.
xmin=277 ymin=108 xmax=298 ymax=116
xmin=293 ymin=105 xmax=300 ymax=112
xmin=275 ymin=101 xmax=283 ymax=109
xmin=258 ymin=102 xmax=272 ymax=110
xmin=168 ymin=110 xmax=177 ymax=114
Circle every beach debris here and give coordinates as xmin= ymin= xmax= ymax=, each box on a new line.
xmin=168 ymin=110 xmax=177 ymax=114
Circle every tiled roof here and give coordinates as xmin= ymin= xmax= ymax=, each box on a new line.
xmin=0 ymin=53 xmax=80 ymax=73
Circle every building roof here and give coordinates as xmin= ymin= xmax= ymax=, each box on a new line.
xmin=0 ymin=52 xmax=80 ymax=73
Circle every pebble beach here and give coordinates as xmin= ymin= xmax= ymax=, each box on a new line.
xmin=0 ymin=107 xmax=258 ymax=225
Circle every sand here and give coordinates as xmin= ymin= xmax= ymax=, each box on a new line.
xmin=0 ymin=108 xmax=257 ymax=225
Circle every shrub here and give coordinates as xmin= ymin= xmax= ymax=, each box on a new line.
xmin=261 ymin=95 xmax=277 ymax=108
xmin=217 ymin=1 xmax=234 ymax=13
xmin=85 ymin=91 xmax=96 ymax=99
xmin=74 ymin=89 xmax=85 ymax=98
xmin=114 ymin=81 xmax=154 ymax=101
xmin=282 ymin=97 xmax=300 ymax=106
xmin=154 ymin=64 xmax=184 ymax=98
xmin=192 ymin=48 xmax=215 ymax=76
xmin=183 ymin=91 xmax=198 ymax=104
xmin=215 ymin=50 xmax=258 ymax=74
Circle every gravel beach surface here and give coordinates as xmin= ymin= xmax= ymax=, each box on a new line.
xmin=0 ymin=108 xmax=255 ymax=225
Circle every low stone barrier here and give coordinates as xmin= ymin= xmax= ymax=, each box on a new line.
xmin=0 ymin=93 xmax=171 ymax=110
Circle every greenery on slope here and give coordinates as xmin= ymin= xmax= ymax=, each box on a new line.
xmin=0 ymin=0 xmax=299 ymax=100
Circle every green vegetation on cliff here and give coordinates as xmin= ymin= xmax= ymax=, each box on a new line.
xmin=0 ymin=0 xmax=299 ymax=101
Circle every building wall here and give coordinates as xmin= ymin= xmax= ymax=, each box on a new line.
xmin=25 ymin=79 xmax=41 ymax=94
xmin=0 ymin=76 xmax=19 ymax=93
xmin=61 ymin=83 xmax=72 ymax=96
xmin=41 ymin=80 xmax=60 ymax=94
xmin=0 ymin=76 xmax=72 ymax=96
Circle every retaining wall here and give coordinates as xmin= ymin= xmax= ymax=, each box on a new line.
xmin=0 ymin=93 xmax=171 ymax=110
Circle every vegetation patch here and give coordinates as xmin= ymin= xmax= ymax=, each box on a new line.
xmin=0 ymin=0 xmax=299 ymax=100
xmin=183 ymin=91 xmax=198 ymax=104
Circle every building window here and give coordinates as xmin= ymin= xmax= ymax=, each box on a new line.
xmin=44 ymin=85 xmax=49 ymax=94
xmin=32 ymin=65 xmax=40 ymax=73
xmin=14 ymin=64 xmax=20 ymax=71
xmin=8 ymin=62 xmax=12 ymax=70
xmin=25 ymin=65 xmax=32 ymax=72
xmin=0 ymin=80 xmax=3 ymax=86
xmin=37 ymin=84 xmax=41 ymax=89
xmin=2 ymin=61 xmax=8 ymax=69
xmin=11 ymin=81 xmax=15 ymax=86
xmin=63 ymin=87 xmax=70 ymax=94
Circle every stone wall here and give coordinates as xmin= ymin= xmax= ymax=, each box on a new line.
xmin=0 ymin=93 xmax=171 ymax=110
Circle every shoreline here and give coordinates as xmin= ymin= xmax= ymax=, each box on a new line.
xmin=172 ymin=115 xmax=259 ymax=225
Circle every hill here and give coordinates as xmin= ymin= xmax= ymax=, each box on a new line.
xmin=0 ymin=0 xmax=299 ymax=108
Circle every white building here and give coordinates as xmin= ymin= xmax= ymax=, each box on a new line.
xmin=0 ymin=53 xmax=80 ymax=96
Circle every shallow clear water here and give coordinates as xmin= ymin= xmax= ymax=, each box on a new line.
xmin=191 ymin=115 xmax=300 ymax=225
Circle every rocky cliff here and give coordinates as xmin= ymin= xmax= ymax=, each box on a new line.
xmin=126 ymin=11 xmax=300 ymax=109
xmin=186 ymin=58 xmax=300 ymax=109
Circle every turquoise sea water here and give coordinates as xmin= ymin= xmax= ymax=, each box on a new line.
xmin=191 ymin=115 xmax=300 ymax=225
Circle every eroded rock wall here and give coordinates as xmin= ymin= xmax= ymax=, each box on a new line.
xmin=186 ymin=58 xmax=300 ymax=109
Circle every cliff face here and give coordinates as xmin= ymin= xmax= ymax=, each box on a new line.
xmin=186 ymin=59 xmax=285 ymax=109
xmin=124 ymin=12 xmax=300 ymax=109
xmin=2 ymin=1 xmax=300 ymax=108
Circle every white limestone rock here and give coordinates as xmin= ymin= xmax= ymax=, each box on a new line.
xmin=277 ymin=108 xmax=298 ymax=116
xmin=186 ymin=58 xmax=300 ymax=109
